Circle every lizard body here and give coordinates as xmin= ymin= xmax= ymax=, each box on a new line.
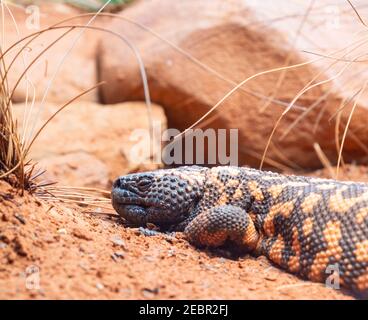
xmin=111 ymin=166 xmax=368 ymax=298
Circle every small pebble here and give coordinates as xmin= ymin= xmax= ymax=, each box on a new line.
xmin=72 ymin=228 xmax=92 ymax=241
xmin=78 ymin=262 xmax=89 ymax=271
xmin=111 ymin=251 xmax=125 ymax=261
xmin=57 ymin=228 xmax=67 ymax=235
xmin=111 ymin=254 xmax=118 ymax=262
xmin=183 ymin=279 xmax=194 ymax=284
xmin=164 ymin=233 xmax=177 ymax=243
xmin=114 ymin=251 xmax=125 ymax=258
xmin=43 ymin=234 xmax=56 ymax=244
xmin=110 ymin=235 xmax=126 ymax=248
xmin=119 ymin=288 xmax=132 ymax=297
xmin=265 ymin=274 xmax=277 ymax=281
xmin=14 ymin=213 xmax=26 ymax=225
xmin=139 ymin=227 xmax=159 ymax=237
xmin=143 ymin=255 xmax=155 ymax=262
xmin=96 ymin=283 xmax=104 ymax=290
xmin=89 ymin=253 xmax=97 ymax=260
xmin=167 ymin=249 xmax=175 ymax=257
xmin=142 ymin=287 xmax=159 ymax=298
xmin=146 ymin=223 xmax=159 ymax=231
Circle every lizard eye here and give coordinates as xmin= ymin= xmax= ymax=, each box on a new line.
xmin=137 ymin=179 xmax=152 ymax=191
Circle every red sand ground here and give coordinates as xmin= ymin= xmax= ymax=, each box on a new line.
xmin=1 ymin=166 xmax=364 ymax=300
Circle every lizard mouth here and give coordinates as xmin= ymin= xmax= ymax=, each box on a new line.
xmin=111 ymin=184 xmax=193 ymax=227
xmin=111 ymin=187 xmax=151 ymax=224
xmin=111 ymin=185 xmax=179 ymax=226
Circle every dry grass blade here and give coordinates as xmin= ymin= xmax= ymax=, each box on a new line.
xmin=0 ymin=21 xmax=153 ymax=156
xmin=39 ymin=197 xmax=113 ymax=211
xmin=37 ymin=186 xmax=113 ymax=211
xmin=329 ymin=88 xmax=361 ymax=122
xmin=0 ymin=45 xmax=25 ymax=189
xmin=0 ymin=10 xmax=110 ymax=193
xmin=279 ymin=90 xmax=331 ymax=141
xmin=46 ymin=185 xmax=111 ymax=196
xmin=6 ymin=28 xmax=75 ymax=104
xmin=240 ymin=146 xmax=292 ymax=172
xmin=280 ymin=66 xmax=367 ymax=141
xmin=173 ymin=59 xmax=320 ymax=144
xmin=260 ymin=39 xmax=368 ymax=170
xmin=56 ymin=12 xmax=309 ymax=111
xmin=282 ymin=49 xmax=367 ymax=118
xmin=346 ymin=0 xmax=368 ymax=27
xmin=269 ymin=141 xmax=303 ymax=171
xmin=1 ymin=0 xmax=35 ymax=149
xmin=171 ymin=21 xmax=368 ymax=155
xmin=335 ymin=105 xmax=345 ymax=169
xmin=302 ymin=49 xmax=368 ymax=63
xmin=0 ymin=2 xmax=151 ymax=200
xmin=335 ymin=81 xmax=367 ymax=179
xmin=25 ymin=81 xmax=104 ymax=155
xmin=313 ymin=143 xmax=334 ymax=179
xmin=259 ymin=0 xmax=316 ymax=113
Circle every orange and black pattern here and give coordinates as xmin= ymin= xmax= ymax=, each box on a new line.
xmin=111 ymin=166 xmax=368 ymax=298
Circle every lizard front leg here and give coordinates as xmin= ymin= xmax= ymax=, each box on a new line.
xmin=184 ymin=205 xmax=260 ymax=250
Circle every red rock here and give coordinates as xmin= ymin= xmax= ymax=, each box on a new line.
xmin=98 ymin=0 xmax=368 ymax=170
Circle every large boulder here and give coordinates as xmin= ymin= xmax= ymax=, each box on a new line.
xmin=13 ymin=101 xmax=166 ymax=188
xmin=98 ymin=0 xmax=368 ymax=170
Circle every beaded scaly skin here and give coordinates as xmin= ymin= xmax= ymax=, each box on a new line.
xmin=111 ymin=166 xmax=368 ymax=298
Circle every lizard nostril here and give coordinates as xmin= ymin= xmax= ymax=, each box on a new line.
xmin=112 ymin=178 xmax=121 ymax=189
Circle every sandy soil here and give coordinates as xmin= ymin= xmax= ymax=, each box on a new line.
xmin=0 ymin=171 xmax=357 ymax=299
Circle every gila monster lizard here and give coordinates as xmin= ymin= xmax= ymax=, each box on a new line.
xmin=111 ymin=166 xmax=368 ymax=298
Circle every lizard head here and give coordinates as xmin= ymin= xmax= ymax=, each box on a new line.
xmin=111 ymin=166 xmax=207 ymax=227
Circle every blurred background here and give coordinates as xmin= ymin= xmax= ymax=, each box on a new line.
xmin=8 ymin=0 xmax=132 ymax=11
xmin=3 ymin=0 xmax=368 ymax=186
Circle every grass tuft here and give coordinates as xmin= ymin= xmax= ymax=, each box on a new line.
xmin=0 ymin=46 xmax=28 ymax=191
